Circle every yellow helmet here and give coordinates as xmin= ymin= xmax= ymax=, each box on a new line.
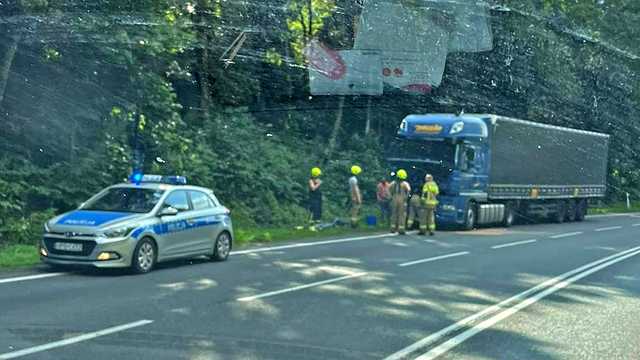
xmin=311 ymin=167 xmax=322 ymax=177
xmin=397 ymin=169 xmax=408 ymax=180
xmin=351 ymin=165 xmax=362 ymax=175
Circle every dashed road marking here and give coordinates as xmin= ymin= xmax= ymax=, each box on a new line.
xmin=0 ymin=320 xmax=153 ymax=359
xmin=0 ymin=272 xmax=65 ymax=285
xmin=550 ymin=231 xmax=583 ymax=239
xmin=398 ymin=252 xmax=470 ymax=267
xmin=491 ymin=239 xmax=537 ymax=249
xmin=595 ymin=226 xmax=623 ymax=232
xmin=237 ymin=272 xmax=368 ymax=302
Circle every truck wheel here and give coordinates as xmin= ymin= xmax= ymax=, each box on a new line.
xmin=566 ymin=200 xmax=577 ymax=222
xmin=502 ymin=204 xmax=515 ymax=228
xmin=464 ymin=203 xmax=476 ymax=230
xmin=575 ymin=200 xmax=587 ymax=221
xmin=553 ymin=201 xmax=566 ymax=224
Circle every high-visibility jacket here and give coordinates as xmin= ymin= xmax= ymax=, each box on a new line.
xmin=422 ymin=181 xmax=439 ymax=207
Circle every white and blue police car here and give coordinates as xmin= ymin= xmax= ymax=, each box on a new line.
xmin=40 ymin=174 xmax=233 ymax=273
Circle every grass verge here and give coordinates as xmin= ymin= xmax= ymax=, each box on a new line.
xmin=0 ymin=244 xmax=40 ymax=269
xmin=588 ymin=201 xmax=640 ymax=215
xmin=234 ymin=223 xmax=388 ymax=248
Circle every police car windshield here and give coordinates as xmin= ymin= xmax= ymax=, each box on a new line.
xmin=81 ymin=188 xmax=165 ymax=214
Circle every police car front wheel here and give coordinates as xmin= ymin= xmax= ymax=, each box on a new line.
xmin=211 ymin=232 xmax=231 ymax=262
xmin=132 ymin=238 xmax=157 ymax=274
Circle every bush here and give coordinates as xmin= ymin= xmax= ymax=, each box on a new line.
xmin=0 ymin=209 xmax=55 ymax=246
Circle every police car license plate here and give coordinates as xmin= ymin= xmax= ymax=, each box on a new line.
xmin=54 ymin=242 xmax=83 ymax=252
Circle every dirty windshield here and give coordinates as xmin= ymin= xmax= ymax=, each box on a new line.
xmin=81 ymin=188 xmax=164 ymax=213
xmin=2 ymin=0 xmax=640 ymax=359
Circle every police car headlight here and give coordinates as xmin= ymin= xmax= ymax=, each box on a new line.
xmin=43 ymin=222 xmax=50 ymax=233
xmin=441 ymin=204 xmax=456 ymax=212
xmin=102 ymin=227 xmax=135 ymax=238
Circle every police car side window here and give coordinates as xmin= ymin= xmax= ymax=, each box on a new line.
xmin=190 ymin=191 xmax=212 ymax=211
xmin=209 ymin=194 xmax=221 ymax=207
xmin=164 ymin=191 xmax=190 ymax=212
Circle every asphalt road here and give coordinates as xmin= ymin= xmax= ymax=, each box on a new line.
xmin=1 ymin=214 xmax=640 ymax=360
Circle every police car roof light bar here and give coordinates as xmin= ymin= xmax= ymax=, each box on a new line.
xmin=128 ymin=174 xmax=187 ymax=185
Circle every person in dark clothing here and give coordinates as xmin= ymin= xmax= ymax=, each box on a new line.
xmin=308 ymin=167 xmax=323 ymax=226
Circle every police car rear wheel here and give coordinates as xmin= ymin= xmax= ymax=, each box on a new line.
xmin=132 ymin=238 xmax=156 ymax=274
xmin=211 ymin=232 xmax=231 ymax=262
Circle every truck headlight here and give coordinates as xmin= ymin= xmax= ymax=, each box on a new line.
xmin=441 ymin=204 xmax=456 ymax=212
xmin=400 ymin=119 xmax=408 ymax=132
xmin=450 ymin=121 xmax=464 ymax=135
xmin=101 ymin=227 xmax=135 ymax=238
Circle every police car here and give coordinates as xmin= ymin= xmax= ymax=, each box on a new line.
xmin=40 ymin=174 xmax=233 ymax=273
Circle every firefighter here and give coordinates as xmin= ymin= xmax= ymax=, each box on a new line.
xmin=308 ymin=167 xmax=323 ymax=229
xmin=389 ymin=169 xmax=411 ymax=234
xmin=406 ymin=185 xmax=422 ymax=230
xmin=349 ymin=165 xmax=362 ymax=228
xmin=421 ymin=173 xmax=440 ymax=236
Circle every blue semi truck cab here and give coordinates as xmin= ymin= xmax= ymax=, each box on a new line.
xmin=388 ymin=113 xmax=609 ymax=229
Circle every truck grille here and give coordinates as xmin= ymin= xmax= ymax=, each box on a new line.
xmin=44 ymin=237 xmax=96 ymax=257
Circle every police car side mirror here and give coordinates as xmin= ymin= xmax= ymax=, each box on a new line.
xmin=159 ymin=206 xmax=179 ymax=217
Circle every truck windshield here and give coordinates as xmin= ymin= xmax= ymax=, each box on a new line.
xmin=387 ymin=138 xmax=455 ymax=168
xmin=81 ymin=188 xmax=165 ymax=214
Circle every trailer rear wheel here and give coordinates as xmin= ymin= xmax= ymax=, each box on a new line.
xmin=464 ymin=203 xmax=477 ymax=230
xmin=575 ymin=199 xmax=587 ymax=222
xmin=553 ymin=201 xmax=566 ymax=223
xmin=566 ymin=200 xmax=577 ymax=222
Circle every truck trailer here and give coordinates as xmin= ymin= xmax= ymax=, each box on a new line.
xmin=387 ymin=113 xmax=610 ymax=229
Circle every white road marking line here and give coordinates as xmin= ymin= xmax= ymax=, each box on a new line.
xmin=398 ymin=252 xmax=470 ymax=267
xmin=491 ymin=239 xmax=537 ymax=249
xmin=0 ymin=273 xmax=65 ymax=285
xmin=549 ymin=231 xmax=583 ymax=239
xmin=384 ymin=245 xmax=640 ymax=360
xmin=0 ymin=320 xmax=153 ymax=360
xmin=632 ymin=223 xmax=640 ymax=227
xmin=231 ymin=233 xmax=398 ymax=256
xmin=236 ymin=272 xmax=368 ymax=302
xmin=595 ymin=226 xmax=623 ymax=232
xmin=415 ymin=248 xmax=640 ymax=360
xmin=587 ymin=213 xmax=640 ymax=218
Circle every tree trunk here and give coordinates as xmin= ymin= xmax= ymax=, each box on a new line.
xmin=365 ymin=97 xmax=372 ymax=135
xmin=324 ymin=96 xmax=345 ymax=163
xmin=284 ymin=43 xmax=293 ymax=130
xmin=0 ymin=35 xmax=19 ymax=107
xmin=308 ymin=0 xmax=313 ymax=39
xmin=200 ymin=39 xmax=212 ymax=123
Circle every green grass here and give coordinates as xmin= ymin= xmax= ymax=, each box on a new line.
xmin=0 ymin=244 xmax=40 ymax=269
xmin=588 ymin=201 xmax=640 ymax=215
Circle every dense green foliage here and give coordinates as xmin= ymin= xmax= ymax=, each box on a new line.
xmin=1 ymin=0 xmax=639 ymax=246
